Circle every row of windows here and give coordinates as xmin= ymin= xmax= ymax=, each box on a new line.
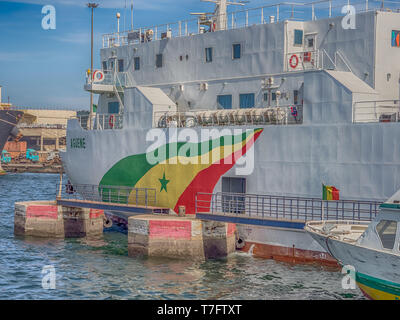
xmin=217 ymin=93 xmax=255 ymax=109
xmin=103 ymin=59 xmax=125 ymax=72
xmin=105 ymin=43 xmax=243 ymax=73
xmin=106 ymin=29 xmax=308 ymax=72
xmin=217 ymin=90 xmax=300 ymax=109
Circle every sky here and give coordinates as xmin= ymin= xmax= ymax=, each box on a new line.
xmin=0 ymin=0 xmax=347 ymax=110
xmin=0 ymin=0 xmax=218 ymax=110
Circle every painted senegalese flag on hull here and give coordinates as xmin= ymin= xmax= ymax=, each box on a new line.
xmin=322 ymin=184 xmax=340 ymax=201
xmin=100 ymin=128 xmax=263 ymax=214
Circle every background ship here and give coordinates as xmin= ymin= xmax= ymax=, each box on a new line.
xmin=0 ymin=86 xmax=23 ymax=174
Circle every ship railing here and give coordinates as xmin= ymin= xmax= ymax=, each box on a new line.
xmin=195 ymin=192 xmax=382 ymax=222
xmin=352 ymin=99 xmax=400 ymax=123
xmin=154 ymin=105 xmax=303 ymax=128
xmin=285 ymin=50 xmax=321 ymax=72
xmin=102 ymin=0 xmax=400 ymax=48
xmin=74 ymin=113 xmax=124 ymax=130
xmin=17 ymin=123 xmax=66 ymax=129
xmin=285 ymin=49 xmax=354 ymax=72
xmin=56 ymin=183 xmax=157 ymax=208
xmin=85 ymin=70 xmax=133 ymax=88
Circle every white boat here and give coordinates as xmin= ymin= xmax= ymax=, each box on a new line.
xmin=305 ymin=190 xmax=400 ymax=299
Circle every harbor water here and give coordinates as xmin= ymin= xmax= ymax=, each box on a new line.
xmin=0 ymin=173 xmax=365 ymax=300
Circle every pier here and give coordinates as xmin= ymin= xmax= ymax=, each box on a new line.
xmin=14 ymin=183 xmax=236 ymax=260
xmin=3 ymin=163 xmax=63 ymax=174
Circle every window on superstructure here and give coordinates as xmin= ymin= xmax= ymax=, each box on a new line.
xmin=134 ymin=57 xmax=140 ymax=71
xmin=263 ymin=93 xmax=268 ymax=102
xmin=293 ymin=90 xmax=299 ymax=105
xmin=239 ymin=93 xmax=255 ymax=109
xmin=271 ymin=92 xmax=277 ymax=101
xmin=108 ymin=102 xmax=120 ymax=114
xmin=205 ymin=47 xmax=213 ymax=63
xmin=156 ymin=54 xmax=163 ymax=68
xmin=233 ymin=44 xmax=241 ymax=59
xmin=376 ymin=220 xmax=397 ymax=250
xmin=217 ymin=95 xmax=232 ymax=109
xmin=294 ymin=30 xmax=303 ymax=46
xmin=102 ymin=61 xmax=107 ymax=71
xmin=118 ymin=59 xmax=124 ymax=72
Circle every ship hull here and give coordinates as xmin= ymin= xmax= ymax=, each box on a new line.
xmin=0 ymin=110 xmax=23 ymax=174
xmin=237 ymin=224 xmax=338 ymax=267
xmin=62 ymin=119 xmax=400 ymax=265
xmin=306 ymin=226 xmax=400 ymax=299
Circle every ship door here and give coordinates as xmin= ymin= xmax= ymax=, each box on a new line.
xmin=222 ymin=177 xmax=246 ymax=213
xmin=303 ymin=33 xmax=317 ymax=69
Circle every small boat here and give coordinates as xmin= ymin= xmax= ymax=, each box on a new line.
xmin=304 ymin=190 xmax=400 ymax=300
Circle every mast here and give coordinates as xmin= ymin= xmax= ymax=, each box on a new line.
xmin=131 ymin=0 xmax=134 ymax=30
xmin=201 ymin=0 xmax=244 ymax=31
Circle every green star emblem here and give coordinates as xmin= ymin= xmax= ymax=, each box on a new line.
xmin=159 ymin=172 xmax=170 ymax=193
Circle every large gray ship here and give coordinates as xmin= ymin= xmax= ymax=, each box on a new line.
xmin=61 ymin=0 xmax=400 ymax=264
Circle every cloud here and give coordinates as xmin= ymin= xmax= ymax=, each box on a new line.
xmin=0 ymin=52 xmax=32 ymax=61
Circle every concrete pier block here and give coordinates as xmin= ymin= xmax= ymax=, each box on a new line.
xmin=14 ymin=201 xmax=104 ymax=238
xmin=128 ymin=215 xmax=236 ymax=260
xmin=202 ymin=221 xmax=237 ymax=259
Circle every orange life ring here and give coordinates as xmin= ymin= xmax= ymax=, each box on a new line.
xmin=92 ymin=70 xmax=104 ymax=82
xmin=109 ymin=115 xmax=115 ymax=128
xmin=289 ymin=54 xmax=299 ymax=69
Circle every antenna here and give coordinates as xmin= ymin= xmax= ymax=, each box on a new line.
xmin=200 ymin=0 xmax=246 ymax=31
xmin=124 ymin=0 xmax=127 ymax=32
xmin=131 ymin=0 xmax=134 ymax=30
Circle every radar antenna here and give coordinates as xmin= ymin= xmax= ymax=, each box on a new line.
xmin=200 ymin=0 xmax=248 ymax=31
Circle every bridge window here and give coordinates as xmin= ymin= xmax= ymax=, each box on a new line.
xmin=294 ymin=90 xmax=299 ymax=105
xmin=294 ymin=29 xmax=303 ymax=46
xmin=239 ymin=93 xmax=255 ymax=109
xmin=118 ymin=59 xmax=124 ymax=72
xmin=134 ymin=57 xmax=140 ymax=71
xmin=108 ymin=102 xmax=120 ymax=114
xmin=217 ymin=95 xmax=232 ymax=109
xmin=156 ymin=54 xmax=163 ymax=68
xmin=232 ymin=43 xmax=241 ymax=59
xmin=205 ymin=47 xmax=213 ymax=63
xmin=376 ymin=220 xmax=397 ymax=250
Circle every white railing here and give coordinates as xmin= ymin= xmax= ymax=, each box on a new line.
xmin=102 ymin=0 xmax=400 ymax=48
xmin=85 ymin=70 xmax=134 ymax=88
xmin=286 ymin=50 xmax=321 ymax=72
xmin=353 ymin=99 xmax=400 ymax=123
xmin=154 ymin=105 xmax=303 ymax=128
xmin=75 ymin=114 xmax=124 ymax=130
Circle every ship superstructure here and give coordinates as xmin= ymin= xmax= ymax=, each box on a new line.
xmin=62 ymin=0 xmax=400 ymax=264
